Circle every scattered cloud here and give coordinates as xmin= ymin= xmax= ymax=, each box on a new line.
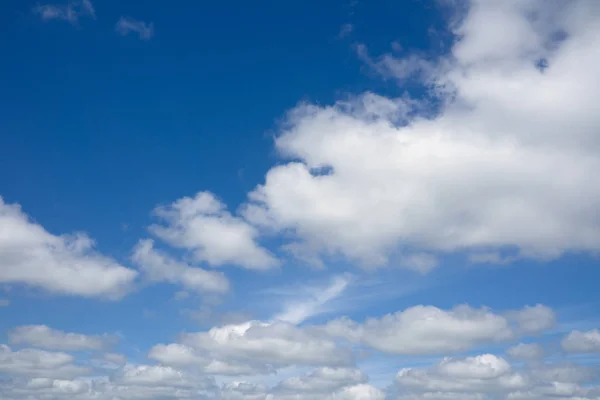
xmin=319 ymin=305 xmax=516 ymax=355
xmin=150 ymin=191 xmax=279 ymax=270
xmin=115 ymin=17 xmax=154 ymax=40
xmin=33 ymin=0 xmax=95 ymax=24
xmin=337 ymin=23 xmax=354 ymax=39
xmin=0 ymin=198 xmax=137 ymax=299
xmin=132 ymin=239 xmax=230 ymax=294
xmin=507 ymin=343 xmax=544 ymax=360
xmin=561 ymin=329 xmax=600 ymax=353
xmin=507 ymin=304 xmax=557 ymax=334
xmin=0 ymin=345 xmax=89 ymax=379
xmin=395 ymin=353 xmax=600 ymax=400
xmin=8 ymin=325 xmax=115 ymax=351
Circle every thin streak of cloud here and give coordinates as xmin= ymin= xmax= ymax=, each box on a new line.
xmin=272 ymin=275 xmax=351 ymax=325
xmin=338 ymin=23 xmax=354 ymax=39
xmin=115 ymin=17 xmax=154 ymax=40
xmin=33 ymin=0 xmax=95 ymax=24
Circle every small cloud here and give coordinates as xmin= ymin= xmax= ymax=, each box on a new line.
xmin=33 ymin=0 xmax=95 ymax=24
xmin=0 ymin=299 xmax=9 ymax=307
xmin=337 ymin=23 xmax=354 ymax=39
xmin=115 ymin=17 xmax=154 ymax=40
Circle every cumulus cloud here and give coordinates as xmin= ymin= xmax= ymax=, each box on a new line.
xmin=240 ymin=0 xmax=600 ymax=268
xmin=132 ymin=239 xmax=230 ymax=294
xmin=561 ymin=329 xmax=600 ymax=353
xmin=506 ymin=304 xmax=556 ymax=334
xmin=506 ymin=343 xmax=544 ymax=360
xmin=150 ymin=191 xmax=279 ymax=270
xmin=274 ymin=367 xmax=367 ymax=394
xmin=319 ymin=305 xmax=515 ymax=355
xmin=393 ymin=353 xmax=600 ymax=400
xmin=219 ymin=380 xmax=385 ymax=400
xmin=181 ymin=320 xmax=353 ymax=369
xmin=0 ymin=198 xmax=137 ymax=299
xmin=33 ymin=0 xmax=95 ymax=24
xmin=115 ymin=17 xmax=154 ymax=40
xmin=148 ymin=319 xmax=353 ymax=377
xmin=8 ymin=325 xmax=114 ymax=351
xmin=0 ymin=345 xmax=89 ymax=379
xmin=396 ymin=354 xmax=528 ymax=396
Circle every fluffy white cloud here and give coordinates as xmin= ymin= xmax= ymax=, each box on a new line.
xmin=396 ymin=354 xmax=529 ymax=395
xmin=150 ymin=320 xmax=354 ymax=376
xmin=8 ymin=325 xmax=113 ymax=351
xmin=241 ymin=0 xmax=600 ymax=268
xmin=115 ymin=17 xmax=154 ymax=40
xmin=507 ymin=343 xmax=544 ymax=360
xmin=132 ymin=239 xmax=230 ymax=294
xmin=320 ymin=305 xmax=514 ymax=355
xmin=561 ymin=329 xmax=600 ymax=353
xmin=0 ymin=198 xmax=137 ymax=299
xmin=150 ymin=192 xmax=279 ymax=270
xmin=0 ymin=345 xmax=89 ymax=379
xmin=33 ymin=0 xmax=95 ymax=23
xmin=393 ymin=353 xmax=600 ymax=400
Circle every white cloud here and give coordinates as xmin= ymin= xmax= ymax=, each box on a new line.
xmin=114 ymin=364 xmax=197 ymax=388
xmin=219 ymin=380 xmax=385 ymax=400
xmin=152 ymin=320 xmax=354 ymax=375
xmin=507 ymin=343 xmax=544 ymax=360
xmin=561 ymin=329 xmax=600 ymax=353
xmin=0 ymin=198 xmax=137 ymax=299
xmin=240 ymin=0 xmax=600 ymax=268
xmin=33 ymin=0 xmax=95 ymax=24
xmin=396 ymin=354 xmax=529 ymax=394
xmin=320 ymin=305 xmax=514 ymax=355
xmin=393 ymin=352 xmax=600 ymax=400
xmin=272 ymin=275 xmax=350 ymax=324
xmin=328 ymin=383 xmax=385 ymax=400
xmin=8 ymin=325 xmax=113 ymax=351
xmin=115 ymin=17 xmax=154 ymax=40
xmin=150 ymin=191 xmax=279 ymax=270
xmin=132 ymin=239 xmax=230 ymax=294
xmin=0 ymin=345 xmax=89 ymax=379
xmin=506 ymin=304 xmax=556 ymax=334
xmin=274 ymin=367 xmax=367 ymax=394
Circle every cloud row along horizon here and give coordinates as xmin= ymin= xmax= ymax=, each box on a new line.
xmin=1 ymin=0 xmax=600 ymax=399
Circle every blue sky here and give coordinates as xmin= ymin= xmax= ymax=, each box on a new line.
xmin=1 ymin=0 xmax=600 ymax=399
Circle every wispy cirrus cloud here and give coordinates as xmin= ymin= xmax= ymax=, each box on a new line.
xmin=33 ymin=0 xmax=95 ymax=24
xmin=115 ymin=17 xmax=154 ymax=40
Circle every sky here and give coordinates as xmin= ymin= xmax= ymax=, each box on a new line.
xmin=0 ymin=0 xmax=600 ymax=399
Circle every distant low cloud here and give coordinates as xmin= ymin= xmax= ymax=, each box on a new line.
xmin=115 ymin=17 xmax=154 ymax=40
xmin=33 ymin=0 xmax=95 ymax=24
xmin=9 ymin=325 xmax=115 ymax=351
